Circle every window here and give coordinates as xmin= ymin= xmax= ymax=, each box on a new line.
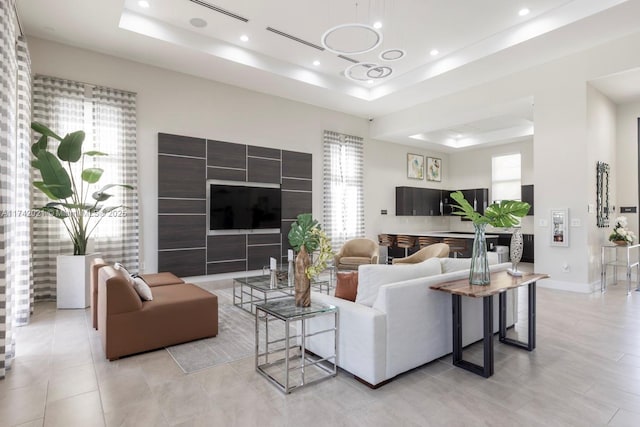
xmin=323 ymin=131 xmax=364 ymax=251
xmin=492 ymin=153 xmax=521 ymax=203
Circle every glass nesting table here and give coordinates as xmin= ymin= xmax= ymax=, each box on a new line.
xmin=255 ymin=298 xmax=338 ymax=394
xmin=600 ymin=243 xmax=640 ymax=294
xmin=233 ymin=271 xmax=332 ymax=314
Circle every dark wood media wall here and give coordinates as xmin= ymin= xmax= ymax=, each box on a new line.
xmin=158 ymin=133 xmax=312 ymax=277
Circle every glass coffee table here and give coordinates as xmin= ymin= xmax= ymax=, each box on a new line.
xmin=233 ymin=274 xmax=331 ymax=314
xmin=255 ymin=298 xmax=338 ymax=393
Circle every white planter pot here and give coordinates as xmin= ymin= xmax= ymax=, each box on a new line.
xmin=56 ymin=253 xmax=99 ymax=309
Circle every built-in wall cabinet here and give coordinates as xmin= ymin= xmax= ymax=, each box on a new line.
xmin=521 ymin=184 xmax=534 ymax=215
xmin=396 ymin=187 xmax=488 ymax=217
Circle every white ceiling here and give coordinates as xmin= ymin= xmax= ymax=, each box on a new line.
xmin=16 ymin=0 xmax=640 ymax=151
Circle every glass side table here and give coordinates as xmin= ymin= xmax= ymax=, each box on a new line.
xmin=601 ymin=244 xmax=640 ymax=294
xmin=255 ymin=298 xmax=338 ymax=394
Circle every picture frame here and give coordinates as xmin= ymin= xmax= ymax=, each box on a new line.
xmin=426 ymin=157 xmax=442 ymax=182
xmin=407 ymin=153 xmax=424 ymax=180
xmin=550 ymin=208 xmax=569 ymax=247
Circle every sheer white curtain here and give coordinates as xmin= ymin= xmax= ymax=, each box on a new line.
xmin=1 ymin=0 xmax=32 ymax=379
xmin=31 ymin=76 xmax=139 ymax=301
xmin=322 ymin=130 xmax=364 ymax=251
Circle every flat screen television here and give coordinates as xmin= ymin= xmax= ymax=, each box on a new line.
xmin=209 ymin=183 xmax=281 ymax=231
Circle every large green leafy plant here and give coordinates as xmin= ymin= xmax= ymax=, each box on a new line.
xmin=450 ymin=191 xmax=530 ymax=227
xmin=30 ymin=122 xmax=133 ymax=255
xmin=288 ymin=213 xmax=333 ymax=279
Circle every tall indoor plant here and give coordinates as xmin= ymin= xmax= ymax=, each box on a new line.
xmin=287 ymin=213 xmax=332 ymax=307
xmin=450 ymin=191 xmax=530 ymax=285
xmin=31 ymin=121 xmax=133 ymax=254
xmin=31 ymin=121 xmax=133 ymax=308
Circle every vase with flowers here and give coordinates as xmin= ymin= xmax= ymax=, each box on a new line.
xmin=609 ymin=216 xmax=635 ymax=246
xmin=287 ymin=213 xmax=333 ymax=306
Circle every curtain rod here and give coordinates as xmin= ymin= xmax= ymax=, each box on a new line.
xmin=34 ymin=74 xmax=137 ymax=96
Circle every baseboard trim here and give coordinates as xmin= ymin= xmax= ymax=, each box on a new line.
xmin=537 ymin=278 xmax=593 ymax=293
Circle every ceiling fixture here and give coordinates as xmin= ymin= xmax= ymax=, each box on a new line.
xmin=313 ymin=60 xmax=321 ymax=66
xmin=240 ymin=34 xmax=249 ymax=42
xmin=321 ymin=23 xmax=382 ymax=55
xmin=189 ymin=18 xmax=207 ymax=28
xmin=430 ymin=49 xmax=439 ymax=56
xmin=373 ymin=21 xmax=382 ymax=29
xmin=519 ymin=8 xmax=530 ymax=16
xmin=345 ymin=62 xmax=393 ymax=83
xmin=138 ymin=0 xmax=150 ymax=8
xmin=380 ymin=49 xmax=405 ymax=61
xmin=265 ymin=27 xmax=325 ymax=51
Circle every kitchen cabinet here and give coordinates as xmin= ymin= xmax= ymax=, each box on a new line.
xmin=521 ymin=184 xmax=534 ymax=215
xmin=522 ymin=234 xmax=534 ymax=262
xmin=396 ymin=187 xmax=489 ymax=217
xmin=459 ymin=188 xmax=489 ymax=220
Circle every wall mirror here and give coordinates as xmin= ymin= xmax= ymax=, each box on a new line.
xmin=596 ymin=161 xmax=610 ymax=228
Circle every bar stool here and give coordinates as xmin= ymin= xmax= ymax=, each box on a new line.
xmin=396 ymin=235 xmax=416 ymax=258
xmin=378 ymin=234 xmax=395 ymax=265
xmin=418 ymin=236 xmax=440 ymax=248
xmin=443 ymin=237 xmax=467 ymax=258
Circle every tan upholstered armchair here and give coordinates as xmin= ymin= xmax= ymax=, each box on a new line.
xmin=334 ymin=238 xmax=379 ymax=270
xmin=392 ymin=243 xmax=450 ymax=264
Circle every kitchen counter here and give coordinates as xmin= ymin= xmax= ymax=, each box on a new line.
xmin=384 ymin=231 xmax=500 ymax=239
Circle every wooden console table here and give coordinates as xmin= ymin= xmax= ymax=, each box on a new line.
xmin=430 ymin=271 xmax=549 ymax=378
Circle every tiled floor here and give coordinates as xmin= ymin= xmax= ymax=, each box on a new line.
xmin=2 ymin=276 xmax=640 ymax=426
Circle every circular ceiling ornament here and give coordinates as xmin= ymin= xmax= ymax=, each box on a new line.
xmin=344 ymin=63 xmax=393 ymax=83
xmin=379 ymin=48 xmax=405 ymax=61
xmin=321 ymin=23 xmax=383 ymax=55
xmin=366 ymin=65 xmax=393 ymax=79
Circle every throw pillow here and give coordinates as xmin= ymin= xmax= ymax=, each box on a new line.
xmin=355 ymin=257 xmax=441 ymax=307
xmin=114 ymin=262 xmax=134 ymax=284
xmin=335 ymin=271 xmax=358 ymax=302
xmin=132 ymin=276 xmax=153 ymax=301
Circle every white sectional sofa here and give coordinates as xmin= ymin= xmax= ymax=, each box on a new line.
xmin=307 ymin=255 xmax=515 ymax=387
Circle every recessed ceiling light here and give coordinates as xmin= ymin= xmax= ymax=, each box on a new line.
xmin=367 ymin=79 xmax=374 ymax=84
xmin=240 ymin=34 xmax=249 ymax=42
xmin=373 ymin=21 xmax=382 ymax=29
xmin=189 ymin=18 xmax=207 ymax=28
xmin=519 ymin=8 xmax=530 ymax=16
xmin=313 ymin=60 xmax=320 ymax=66
xmin=430 ymin=49 xmax=439 ymax=56
xmin=138 ymin=0 xmax=150 ymax=8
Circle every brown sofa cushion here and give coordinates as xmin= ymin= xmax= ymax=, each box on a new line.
xmin=335 ymin=271 xmax=358 ymax=302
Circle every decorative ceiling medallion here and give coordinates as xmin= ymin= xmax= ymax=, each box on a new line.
xmin=344 ymin=63 xmax=393 ymax=82
xmin=321 ymin=23 xmax=383 ymax=55
xmin=367 ymin=65 xmax=392 ymax=79
xmin=379 ymin=49 xmax=405 ymax=61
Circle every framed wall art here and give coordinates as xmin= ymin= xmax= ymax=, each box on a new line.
xmin=407 ymin=153 xmax=424 ymax=180
xmin=550 ymin=208 xmax=569 ymax=247
xmin=427 ymin=157 xmax=442 ymax=182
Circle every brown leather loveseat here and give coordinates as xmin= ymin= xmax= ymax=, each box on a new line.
xmin=97 ymin=265 xmax=218 ymax=360
xmin=91 ymin=258 xmax=185 ymax=330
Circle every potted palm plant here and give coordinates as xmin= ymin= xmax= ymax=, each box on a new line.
xmin=31 ymin=121 xmax=133 ymax=308
xmin=450 ymin=191 xmax=530 ymax=285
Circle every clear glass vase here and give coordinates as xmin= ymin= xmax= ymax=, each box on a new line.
xmin=470 ymin=223 xmax=491 ymax=285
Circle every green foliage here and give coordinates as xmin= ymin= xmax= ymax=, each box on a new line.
xmin=287 ymin=213 xmax=334 ymax=279
xmin=287 ymin=213 xmax=320 ymax=253
xmin=30 ymin=121 xmax=134 ymax=255
xmin=450 ymin=190 xmax=530 ymax=228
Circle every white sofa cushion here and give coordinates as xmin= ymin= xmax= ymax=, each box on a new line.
xmin=440 ymin=251 xmax=499 ymax=273
xmin=355 ymin=257 xmax=441 ymax=307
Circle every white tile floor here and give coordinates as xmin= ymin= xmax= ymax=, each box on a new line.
xmin=2 ymin=275 xmax=640 ymax=426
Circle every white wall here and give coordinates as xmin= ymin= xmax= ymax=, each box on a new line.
xmin=28 ymin=37 xmax=452 ymax=273
xmin=616 ymin=102 xmax=640 ymax=240
xmin=586 ymin=85 xmax=617 ymax=285
xmin=447 ymin=139 xmax=534 ymax=235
